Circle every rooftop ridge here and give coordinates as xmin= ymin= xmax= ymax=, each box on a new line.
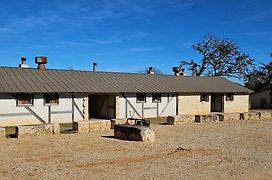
xmin=0 ymin=66 xmax=224 ymax=79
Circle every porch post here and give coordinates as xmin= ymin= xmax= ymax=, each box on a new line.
xmin=115 ymin=95 xmax=120 ymax=119
xmin=83 ymin=94 xmax=89 ymax=121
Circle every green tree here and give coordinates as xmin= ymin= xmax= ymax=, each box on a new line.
xmin=181 ymin=34 xmax=254 ymax=80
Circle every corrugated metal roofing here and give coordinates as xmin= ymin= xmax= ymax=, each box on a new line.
xmin=0 ymin=67 xmax=253 ymax=94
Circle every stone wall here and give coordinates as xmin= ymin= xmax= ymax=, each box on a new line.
xmin=259 ymin=111 xmax=272 ymax=120
xmin=0 ymin=127 xmax=6 ymax=139
xmin=224 ymin=95 xmax=249 ymax=113
xmin=167 ymin=115 xmax=195 ymax=125
xmin=195 ymin=114 xmax=222 ymax=123
xmin=219 ymin=113 xmax=241 ymax=121
xmin=178 ymin=94 xmax=210 ymax=115
xmin=16 ymin=123 xmax=60 ymax=138
xmin=250 ymin=89 xmax=271 ymax=109
xmin=167 ymin=111 xmax=272 ymax=125
xmin=89 ymin=120 xmax=111 ymax=132
xmin=73 ymin=120 xmax=111 ymax=133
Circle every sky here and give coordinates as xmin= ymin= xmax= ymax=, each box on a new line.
xmin=0 ymin=0 xmax=271 ymax=75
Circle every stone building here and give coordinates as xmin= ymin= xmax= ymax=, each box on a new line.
xmin=0 ymin=57 xmax=253 ymax=126
xmin=250 ymin=83 xmax=272 ymax=109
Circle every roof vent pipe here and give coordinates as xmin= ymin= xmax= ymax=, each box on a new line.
xmin=147 ymin=66 xmax=155 ymax=75
xmin=172 ymin=67 xmax=182 ymax=76
xmin=19 ymin=57 xmax=29 ymax=68
xmin=93 ymin=62 xmax=97 ymax=72
xmin=35 ymin=56 xmax=47 ymax=72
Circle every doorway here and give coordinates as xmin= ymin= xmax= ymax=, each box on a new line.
xmin=89 ymin=95 xmax=116 ymax=119
xmin=211 ymin=93 xmax=223 ymax=112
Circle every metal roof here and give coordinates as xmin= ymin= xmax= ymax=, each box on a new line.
xmin=0 ymin=67 xmax=253 ymax=94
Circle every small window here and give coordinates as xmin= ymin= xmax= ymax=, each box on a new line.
xmin=152 ymin=93 xmax=161 ymax=103
xmin=200 ymin=94 xmax=209 ymax=102
xmin=225 ymin=94 xmax=234 ymax=101
xmin=44 ymin=93 xmax=59 ymax=105
xmin=136 ymin=93 xmax=146 ymax=103
xmin=17 ymin=93 xmax=33 ymax=105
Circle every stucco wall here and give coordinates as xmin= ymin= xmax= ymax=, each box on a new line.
xmin=178 ymin=94 xmax=210 ymax=115
xmin=0 ymin=93 xmax=84 ymax=126
xmin=224 ymin=94 xmax=249 ymax=113
xmin=250 ymin=90 xmax=271 ymax=109
xmin=119 ymin=93 xmax=176 ymax=118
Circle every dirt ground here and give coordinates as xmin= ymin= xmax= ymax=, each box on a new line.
xmin=0 ymin=120 xmax=272 ymax=180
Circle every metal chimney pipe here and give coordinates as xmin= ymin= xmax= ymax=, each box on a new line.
xmin=19 ymin=56 xmax=29 ymax=68
xmin=35 ymin=56 xmax=47 ymax=71
xmin=172 ymin=67 xmax=181 ymax=76
xmin=147 ymin=66 xmax=155 ymax=75
xmin=93 ymin=62 xmax=97 ymax=72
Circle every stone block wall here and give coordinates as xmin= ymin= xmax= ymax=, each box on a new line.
xmin=259 ymin=111 xmax=272 ymax=120
xmin=89 ymin=120 xmax=111 ymax=132
xmin=73 ymin=120 xmax=111 ymax=133
xmin=16 ymin=124 xmax=60 ymax=138
xmin=0 ymin=127 xmax=6 ymax=139
xmin=73 ymin=121 xmax=90 ymax=133
xmin=167 ymin=115 xmax=195 ymax=125
xmin=167 ymin=111 xmax=272 ymax=125
xmin=195 ymin=114 xmax=221 ymax=123
xmin=240 ymin=112 xmax=261 ymax=120
xmin=219 ymin=113 xmax=241 ymax=121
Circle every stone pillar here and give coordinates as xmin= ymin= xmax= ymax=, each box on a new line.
xmin=115 ymin=95 xmax=120 ymax=119
xmin=83 ymin=95 xmax=89 ymax=121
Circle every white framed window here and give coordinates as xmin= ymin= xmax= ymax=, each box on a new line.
xmin=136 ymin=93 xmax=146 ymax=103
xmin=200 ymin=94 xmax=209 ymax=102
xmin=152 ymin=93 xmax=161 ymax=103
xmin=17 ymin=93 xmax=33 ymax=106
xmin=44 ymin=93 xmax=59 ymax=105
xmin=225 ymin=93 xmax=234 ymax=101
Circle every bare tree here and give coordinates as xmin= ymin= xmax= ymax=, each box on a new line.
xmin=181 ymin=34 xmax=254 ymax=80
xmin=67 ymin=66 xmax=75 ymax=70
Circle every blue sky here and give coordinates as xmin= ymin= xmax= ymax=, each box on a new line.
xmin=0 ymin=0 xmax=271 ymax=75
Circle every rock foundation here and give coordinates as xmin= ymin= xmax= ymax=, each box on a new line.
xmin=73 ymin=120 xmax=111 ymax=133
xmin=219 ymin=113 xmax=241 ymax=121
xmin=16 ymin=124 xmax=60 ymax=138
xmin=241 ymin=112 xmax=261 ymax=120
xmin=167 ymin=115 xmax=195 ymax=125
xmin=167 ymin=111 xmax=272 ymax=125
xmin=195 ymin=114 xmax=221 ymax=123
xmin=89 ymin=120 xmax=111 ymax=132
xmin=259 ymin=111 xmax=272 ymax=120
xmin=73 ymin=121 xmax=90 ymax=133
